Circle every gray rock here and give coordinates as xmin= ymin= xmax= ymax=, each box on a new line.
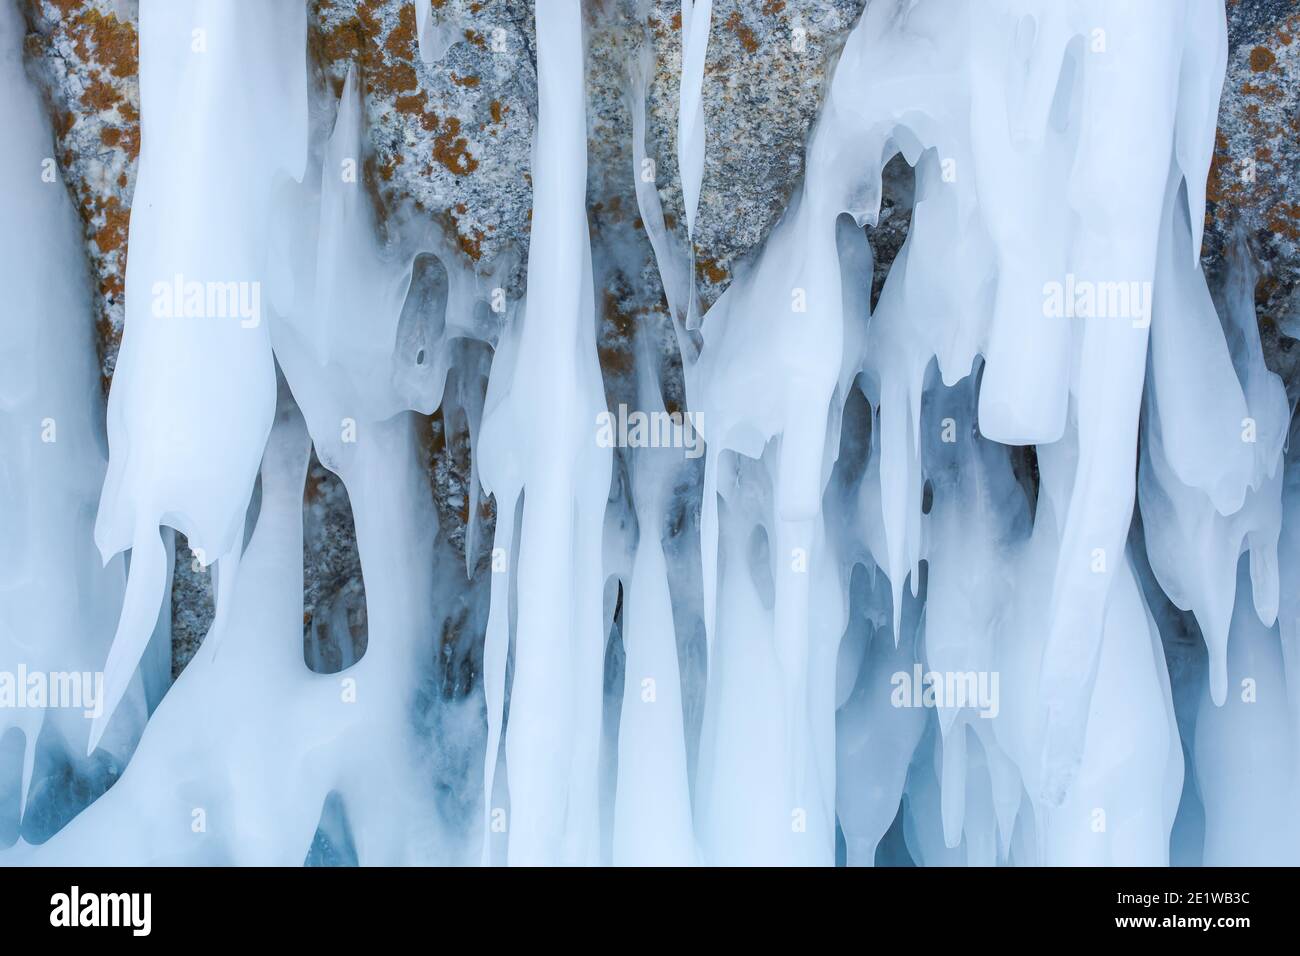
xmin=170 ymin=533 xmax=213 ymax=679
xmin=20 ymin=0 xmax=140 ymax=394
xmin=303 ymin=452 xmax=368 ymax=674
xmin=639 ymin=0 xmax=867 ymax=310
xmin=1204 ymin=0 xmax=1300 ymax=393
xmin=309 ymin=0 xmax=536 ymax=280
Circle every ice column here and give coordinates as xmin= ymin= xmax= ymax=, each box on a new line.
xmin=90 ymin=0 xmax=307 ymax=749
xmin=476 ymin=0 xmax=612 ymax=866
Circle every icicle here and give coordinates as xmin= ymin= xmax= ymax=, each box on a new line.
xmin=24 ymin=392 xmax=443 ymax=864
xmin=89 ymin=0 xmax=308 ymax=750
xmin=475 ymin=0 xmax=612 ymax=865
xmin=414 ymin=0 xmax=458 ymax=67
xmin=628 ymin=46 xmax=692 ymax=333
xmin=12 ymin=0 xmax=1296 ymax=869
xmin=1035 ymin=1 xmax=1203 ymax=806
xmin=1195 ymin=559 xmax=1299 ymax=863
xmin=611 ymin=452 xmax=695 ymax=864
xmin=676 ymin=0 xmax=710 ymax=245
xmin=970 ymin=1 xmax=1073 ymax=446
xmin=835 ymin=573 xmax=927 ymax=866
xmin=0 ymin=0 xmax=134 ymax=826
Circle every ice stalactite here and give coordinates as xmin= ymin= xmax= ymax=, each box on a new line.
xmin=413 ymin=0 xmax=459 ymax=67
xmin=1030 ymin=4 xmax=1208 ymax=807
xmin=1194 ymin=558 xmax=1298 ymax=864
xmin=15 ymin=6 xmax=462 ymax=862
xmin=1140 ymin=220 xmax=1288 ymax=708
xmin=22 ymin=386 xmax=446 ymax=864
xmin=0 ymin=0 xmax=137 ymax=841
xmin=477 ymin=0 xmax=611 ymax=865
xmin=633 ymin=0 xmax=1264 ymax=865
xmin=89 ymin=0 xmax=308 ymax=750
xmin=833 ymin=565 xmax=927 ymax=867
xmin=5 ymin=0 xmax=1300 ymax=867
xmin=676 ymin=0 xmax=710 ymax=253
xmin=610 ymin=353 xmax=695 ymax=865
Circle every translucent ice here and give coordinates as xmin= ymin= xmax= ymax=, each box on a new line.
xmin=5 ymin=0 xmax=1297 ymax=868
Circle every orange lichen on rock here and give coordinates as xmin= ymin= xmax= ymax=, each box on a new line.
xmin=26 ymin=0 xmax=142 ymax=388
xmin=1251 ymin=45 xmax=1277 ymax=72
xmin=456 ymin=227 xmax=486 ymax=261
xmin=315 ymin=17 xmax=364 ymax=64
xmin=308 ymin=0 xmax=532 ymax=279
xmin=725 ymin=12 xmax=761 ymax=54
xmin=382 ymin=1 xmax=417 ymax=58
xmin=315 ymin=3 xmax=483 ymax=179
xmin=80 ymin=9 xmax=138 ymax=78
xmin=1266 ymin=202 xmax=1300 ymax=241
xmin=92 ymin=195 xmax=130 ymax=255
xmin=434 ymin=116 xmax=479 ymax=175
xmin=598 ymin=278 xmax=638 ymax=376
xmin=81 ymin=78 xmax=119 ymax=111
xmin=697 ymin=256 xmax=730 ymax=284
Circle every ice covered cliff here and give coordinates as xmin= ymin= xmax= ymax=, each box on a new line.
xmin=2 ymin=0 xmax=1299 ymax=866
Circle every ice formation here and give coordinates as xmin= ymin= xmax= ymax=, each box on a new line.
xmin=2 ymin=0 xmax=1298 ymax=866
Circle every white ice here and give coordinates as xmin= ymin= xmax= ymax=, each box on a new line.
xmin=3 ymin=0 xmax=1296 ymax=867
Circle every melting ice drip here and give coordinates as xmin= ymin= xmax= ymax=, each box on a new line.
xmin=1 ymin=0 xmax=1297 ymax=865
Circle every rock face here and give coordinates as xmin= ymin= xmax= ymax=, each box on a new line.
xmin=303 ymin=452 xmax=368 ymax=674
xmin=17 ymin=0 xmax=1300 ymax=679
xmin=20 ymin=0 xmax=139 ymax=392
xmin=642 ymin=0 xmax=867 ymax=309
xmin=309 ymin=0 xmax=536 ymax=282
xmin=169 ymin=533 xmax=213 ymax=679
xmin=1206 ymin=0 xmax=1300 ymax=393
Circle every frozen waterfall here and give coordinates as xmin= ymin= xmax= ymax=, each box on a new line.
xmin=1 ymin=0 xmax=1297 ymax=868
